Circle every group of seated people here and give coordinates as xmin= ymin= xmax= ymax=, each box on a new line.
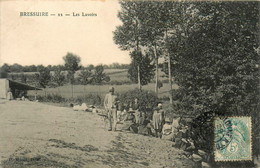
xmin=116 ymin=98 xmax=183 ymax=139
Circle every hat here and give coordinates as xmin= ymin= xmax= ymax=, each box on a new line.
xmin=109 ymin=86 xmax=114 ymax=92
xmin=158 ymin=103 xmax=162 ymax=107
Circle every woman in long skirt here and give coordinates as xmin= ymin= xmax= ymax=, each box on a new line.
xmin=152 ymin=107 xmax=162 ymax=138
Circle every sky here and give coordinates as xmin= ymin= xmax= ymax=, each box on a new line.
xmin=0 ymin=0 xmax=130 ymax=66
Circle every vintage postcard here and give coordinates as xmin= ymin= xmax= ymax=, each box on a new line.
xmin=0 ymin=1 xmax=259 ymax=168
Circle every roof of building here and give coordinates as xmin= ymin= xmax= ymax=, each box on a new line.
xmin=8 ymin=79 xmax=42 ymax=90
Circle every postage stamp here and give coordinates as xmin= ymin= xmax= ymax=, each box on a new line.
xmin=214 ymin=116 xmax=252 ymax=161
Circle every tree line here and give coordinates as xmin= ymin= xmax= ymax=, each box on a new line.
xmin=0 ymin=53 xmax=111 ymax=90
xmin=0 ymin=62 xmax=130 ymax=73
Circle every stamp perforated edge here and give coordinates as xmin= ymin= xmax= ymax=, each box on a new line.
xmin=214 ymin=116 xmax=252 ymax=162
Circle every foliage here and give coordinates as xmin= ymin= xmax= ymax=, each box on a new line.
xmin=51 ymin=66 xmax=66 ymax=87
xmin=0 ymin=67 xmax=8 ymax=78
xmin=37 ymin=67 xmax=51 ymax=88
xmin=163 ymin=1 xmax=260 ymax=161
xmin=113 ymin=1 xmax=144 ymax=50
xmin=168 ymin=2 xmax=260 ymax=116
xmin=0 ymin=63 xmax=129 ymax=73
xmin=9 ymin=63 xmax=24 ymax=72
xmin=63 ymin=53 xmax=81 ymax=73
xmin=114 ymin=1 xmax=181 ymax=93
xmin=114 ymin=1 xmax=259 ymax=161
xmin=1 ymin=64 xmax=11 ymax=73
xmin=63 ymin=52 xmax=81 ymax=98
xmin=91 ymin=65 xmax=110 ymax=84
xmin=127 ymin=52 xmax=155 ymax=86
xmin=113 ymin=1 xmax=147 ymax=89
xmin=118 ymin=89 xmax=158 ymax=118
xmin=78 ymin=68 xmax=92 ymax=85
xmin=0 ymin=64 xmax=66 ymax=73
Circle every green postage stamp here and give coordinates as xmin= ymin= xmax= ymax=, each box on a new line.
xmin=214 ymin=116 xmax=252 ymax=161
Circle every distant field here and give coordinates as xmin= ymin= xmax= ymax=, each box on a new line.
xmin=104 ymin=69 xmax=129 ymax=82
xmin=105 ymin=68 xmax=168 ymax=82
xmin=104 ymin=69 xmax=128 ymax=74
xmin=28 ymin=83 xmax=179 ymax=99
xmin=16 ymin=68 xmax=176 ymax=99
xmin=9 ymin=68 xmax=168 ymax=82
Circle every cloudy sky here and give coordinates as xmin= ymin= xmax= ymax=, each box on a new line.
xmin=0 ymin=0 xmax=130 ymax=66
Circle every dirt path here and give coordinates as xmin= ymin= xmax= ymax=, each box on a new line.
xmin=0 ymin=100 xmax=194 ymax=168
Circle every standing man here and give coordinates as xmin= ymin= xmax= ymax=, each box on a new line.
xmin=104 ymin=86 xmax=118 ymax=131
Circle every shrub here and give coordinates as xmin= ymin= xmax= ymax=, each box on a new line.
xmin=118 ymin=89 xmax=158 ymax=119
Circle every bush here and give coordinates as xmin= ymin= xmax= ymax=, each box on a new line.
xmin=118 ymin=89 xmax=158 ymax=119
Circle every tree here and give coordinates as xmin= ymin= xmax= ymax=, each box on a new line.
xmin=37 ymin=67 xmax=51 ymax=89
xmin=0 ymin=64 xmax=9 ymax=78
xmin=36 ymin=65 xmax=45 ymax=72
xmin=63 ymin=53 xmax=81 ymax=73
xmin=169 ymin=2 xmax=259 ymax=114
xmin=114 ymin=1 xmax=173 ymax=95
xmin=1 ymin=63 xmax=10 ymax=72
xmin=9 ymin=63 xmax=24 ymax=72
xmin=0 ymin=69 xmax=8 ymax=78
xmin=51 ymin=66 xmax=66 ymax=93
xmin=165 ymin=1 xmax=259 ymax=160
xmin=87 ymin=64 xmax=94 ymax=71
xmin=113 ymin=1 xmax=145 ymax=89
xmin=78 ymin=68 xmax=92 ymax=94
xmin=128 ymin=51 xmax=155 ymax=86
xmin=24 ymin=65 xmax=37 ymax=72
xmin=63 ymin=52 xmax=81 ymax=98
xmin=36 ymin=67 xmax=51 ymax=96
xmin=137 ymin=1 xmax=166 ymax=96
xmin=92 ymin=65 xmax=110 ymax=84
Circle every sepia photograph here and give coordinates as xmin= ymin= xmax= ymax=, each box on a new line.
xmin=0 ymin=0 xmax=259 ymax=167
